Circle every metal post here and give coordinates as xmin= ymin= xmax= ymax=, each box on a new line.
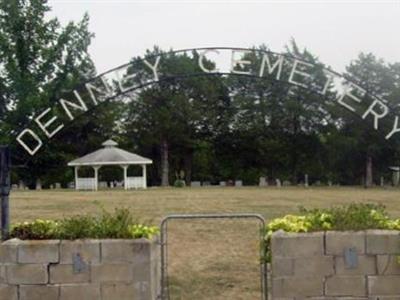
xmin=0 ymin=146 xmax=11 ymax=240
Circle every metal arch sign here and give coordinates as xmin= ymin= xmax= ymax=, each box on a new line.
xmin=14 ymin=47 xmax=400 ymax=162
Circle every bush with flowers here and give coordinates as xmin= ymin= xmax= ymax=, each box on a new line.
xmin=9 ymin=208 xmax=159 ymax=240
xmin=264 ymin=203 xmax=400 ymax=262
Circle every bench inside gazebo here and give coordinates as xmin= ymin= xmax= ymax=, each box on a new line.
xmin=67 ymin=139 xmax=152 ymax=191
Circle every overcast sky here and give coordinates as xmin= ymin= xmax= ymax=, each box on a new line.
xmin=48 ymin=0 xmax=400 ymax=75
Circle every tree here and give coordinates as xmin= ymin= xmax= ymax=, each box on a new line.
xmin=0 ymin=0 xmax=118 ymax=187
xmin=225 ymin=41 xmax=336 ymax=183
xmin=337 ymin=53 xmax=399 ymax=187
xmin=122 ymin=48 xmax=228 ymax=186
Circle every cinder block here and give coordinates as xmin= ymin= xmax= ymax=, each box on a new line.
xmin=7 ymin=264 xmax=48 ymax=284
xmin=308 ymin=296 xmax=368 ymax=300
xmin=132 ymin=239 xmax=159 ymax=299
xmin=272 ymin=258 xmax=294 ymax=277
xmin=101 ymin=239 xmax=151 ymax=263
xmin=335 ymin=255 xmax=376 ymax=275
xmin=369 ymin=297 xmax=400 ymax=300
xmin=91 ymin=264 xmax=133 ymax=283
xmin=293 ymin=256 xmax=334 ymax=276
xmin=50 ymin=264 xmax=90 ymax=283
xmin=0 ymin=266 xmax=6 ymax=283
xmin=60 ymin=240 xmax=100 ymax=264
xmin=325 ymin=276 xmax=366 ymax=296
xmin=0 ymin=240 xmax=17 ymax=263
xmin=19 ymin=285 xmax=59 ymax=300
xmin=325 ymin=231 xmax=365 ymax=255
xmin=271 ymin=232 xmax=324 ymax=258
xmin=366 ymin=230 xmax=400 ymax=254
xmin=368 ymin=275 xmax=400 ymax=295
xmin=0 ymin=284 xmax=17 ymax=300
xmin=59 ymin=284 xmax=100 ymax=300
xmin=272 ymin=276 xmax=323 ymax=297
xmin=18 ymin=240 xmax=59 ymax=263
xmin=377 ymin=255 xmax=400 ymax=275
xmin=101 ymin=283 xmax=135 ymax=300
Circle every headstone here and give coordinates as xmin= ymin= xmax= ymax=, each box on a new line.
xmin=11 ymin=184 xmax=18 ymax=190
xmin=282 ymin=180 xmax=291 ymax=186
xmin=191 ymin=181 xmax=201 ymax=187
xmin=110 ymin=182 xmax=114 ymax=188
xmin=99 ymin=181 xmax=107 ymax=188
xmin=259 ymin=177 xmax=267 ymax=187
xmin=227 ymin=180 xmax=234 ymax=186
xmin=276 ymin=179 xmax=281 ymax=187
xmin=202 ymin=181 xmax=211 ymax=186
xmin=68 ymin=182 xmax=75 ymax=189
xmin=389 ymin=167 xmax=400 ymax=186
xmin=55 ymin=182 xmax=61 ymax=189
xmin=304 ymin=174 xmax=309 ymax=187
xmin=328 ymin=180 xmax=333 ymax=187
xmin=380 ymin=176 xmax=384 ymax=187
xmin=35 ymin=179 xmax=42 ymax=190
xmin=235 ymin=180 xmax=243 ymax=187
xmin=50 ymin=184 xmax=54 ymax=189
xmin=219 ymin=181 xmax=226 ymax=187
xmin=18 ymin=181 xmax=25 ymax=190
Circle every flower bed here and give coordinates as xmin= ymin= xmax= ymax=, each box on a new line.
xmin=1 ymin=208 xmax=160 ymax=300
xmin=10 ymin=208 xmax=159 ymax=240
xmin=266 ymin=204 xmax=400 ymax=299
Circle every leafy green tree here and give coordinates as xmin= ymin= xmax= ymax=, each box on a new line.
xmin=0 ymin=0 xmax=120 ymax=187
xmin=224 ymin=41 xmax=336 ymax=183
xmin=122 ymin=48 xmax=229 ymax=186
xmin=331 ymin=53 xmax=400 ymax=186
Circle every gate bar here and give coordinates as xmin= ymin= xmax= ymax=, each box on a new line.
xmin=159 ymin=213 xmax=268 ymax=300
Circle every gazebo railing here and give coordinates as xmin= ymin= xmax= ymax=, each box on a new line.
xmin=76 ymin=178 xmax=96 ymax=190
xmin=126 ymin=176 xmax=143 ymax=189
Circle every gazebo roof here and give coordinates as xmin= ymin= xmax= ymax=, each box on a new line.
xmin=67 ymin=139 xmax=152 ymax=166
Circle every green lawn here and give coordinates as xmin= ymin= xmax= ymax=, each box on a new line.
xmin=9 ymin=186 xmax=400 ymax=299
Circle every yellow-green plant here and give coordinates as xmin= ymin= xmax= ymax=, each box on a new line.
xmin=10 ymin=208 xmax=159 ymax=240
xmin=264 ymin=203 xmax=400 ymax=263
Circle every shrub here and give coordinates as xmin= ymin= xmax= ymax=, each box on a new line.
xmin=10 ymin=219 xmax=58 ymax=240
xmin=173 ymin=179 xmax=186 ymax=188
xmin=10 ymin=208 xmax=159 ymax=240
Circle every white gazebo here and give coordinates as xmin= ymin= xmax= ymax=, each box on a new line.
xmin=67 ymin=139 xmax=152 ymax=191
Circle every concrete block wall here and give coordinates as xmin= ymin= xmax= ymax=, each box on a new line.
xmin=271 ymin=230 xmax=400 ymax=299
xmin=0 ymin=238 xmax=160 ymax=300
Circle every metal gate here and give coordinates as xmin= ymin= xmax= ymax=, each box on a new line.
xmin=159 ymin=213 xmax=268 ymax=300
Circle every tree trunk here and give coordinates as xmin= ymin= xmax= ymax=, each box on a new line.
xmin=184 ymin=150 xmax=193 ymax=186
xmin=160 ymin=139 xmax=169 ymax=186
xmin=365 ymin=155 xmax=373 ymax=188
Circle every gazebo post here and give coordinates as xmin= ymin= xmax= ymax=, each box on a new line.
xmin=93 ymin=166 xmax=100 ymax=191
xmin=142 ymin=164 xmax=147 ymax=189
xmin=122 ymin=165 xmax=128 ymax=190
xmin=74 ymin=166 xmax=79 ymax=190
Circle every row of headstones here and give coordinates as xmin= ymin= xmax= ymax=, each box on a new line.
xmin=259 ymin=176 xmax=315 ymax=187
xmin=11 ymin=181 xmax=63 ymax=190
xmin=10 ymin=174 xmax=400 ymax=190
xmin=190 ymin=180 xmax=244 ymax=187
xmin=11 ymin=180 xmax=127 ymax=190
xmin=98 ymin=181 xmax=124 ymax=188
xmin=189 ymin=176 xmax=314 ymax=188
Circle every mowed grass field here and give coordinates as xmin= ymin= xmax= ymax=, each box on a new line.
xmin=10 ymin=187 xmax=400 ymax=300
